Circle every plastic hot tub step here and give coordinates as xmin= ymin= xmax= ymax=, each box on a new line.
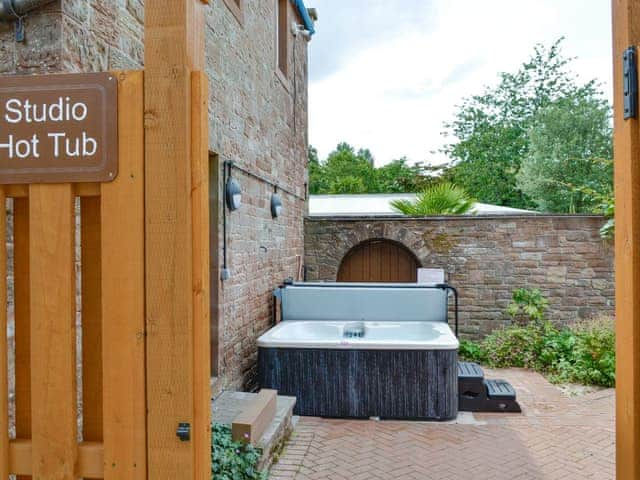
xmin=458 ymin=361 xmax=485 ymax=398
xmin=458 ymin=362 xmax=522 ymax=413
xmin=486 ymin=379 xmax=517 ymax=400
xmin=458 ymin=361 xmax=484 ymax=379
xmin=481 ymin=378 xmax=522 ymax=413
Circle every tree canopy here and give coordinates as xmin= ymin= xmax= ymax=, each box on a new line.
xmin=441 ymin=38 xmax=613 ymax=211
xmin=516 ymin=95 xmax=612 ymax=213
xmin=309 ymin=39 xmax=613 ymax=216
xmin=308 ymin=142 xmax=436 ymax=194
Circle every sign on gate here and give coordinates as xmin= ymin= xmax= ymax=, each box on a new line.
xmin=0 ymin=72 xmax=118 ymax=184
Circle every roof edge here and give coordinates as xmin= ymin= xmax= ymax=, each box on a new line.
xmin=305 ymin=214 xmax=607 ymax=222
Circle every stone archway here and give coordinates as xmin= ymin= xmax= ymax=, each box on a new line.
xmin=304 ymin=219 xmax=431 ymax=281
xmin=337 ymin=238 xmax=422 ymax=282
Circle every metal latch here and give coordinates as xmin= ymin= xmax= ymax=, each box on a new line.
xmin=176 ymin=423 xmax=191 ymax=442
xmin=624 ymin=46 xmax=638 ymax=120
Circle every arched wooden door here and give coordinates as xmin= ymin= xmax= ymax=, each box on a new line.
xmin=338 ymin=239 xmax=420 ymax=282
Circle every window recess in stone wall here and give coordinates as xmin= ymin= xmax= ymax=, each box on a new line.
xmin=277 ymin=0 xmax=289 ymax=79
xmin=223 ymin=0 xmax=244 ymax=24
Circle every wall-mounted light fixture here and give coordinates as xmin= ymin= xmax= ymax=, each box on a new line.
xmin=225 ymin=176 xmax=242 ymax=211
xmin=222 ymin=160 xmax=240 ymax=282
xmin=271 ymin=192 xmax=283 ymax=218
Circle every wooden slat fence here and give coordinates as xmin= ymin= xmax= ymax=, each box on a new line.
xmin=0 ymin=71 xmax=146 ymax=479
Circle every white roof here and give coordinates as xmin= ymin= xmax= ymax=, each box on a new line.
xmin=308 ymin=194 xmax=536 ymax=217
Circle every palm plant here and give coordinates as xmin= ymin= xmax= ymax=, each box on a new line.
xmin=390 ymin=183 xmax=475 ymax=216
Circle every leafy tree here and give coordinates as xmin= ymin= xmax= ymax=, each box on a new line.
xmin=375 ymin=158 xmax=437 ymax=193
xmin=308 ymin=145 xmax=330 ymax=194
xmin=516 ymin=95 xmax=612 ymax=213
xmin=567 ymin=179 xmax=615 ymax=239
xmin=328 ymin=176 xmax=368 ymax=193
xmin=312 ymin=142 xmax=376 ymax=194
xmin=442 ymin=38 xmax=611 ymax=210
xmin=308 ymin=143 xmax=436 ymax=194
xmin=390 ymin=183 xmax=475 ymax=216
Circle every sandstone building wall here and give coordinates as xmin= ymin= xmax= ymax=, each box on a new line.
xmin=1 ymin=0 xmax=310 ymax=390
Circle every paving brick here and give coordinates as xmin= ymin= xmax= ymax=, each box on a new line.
xmin=269 ymin=369 xmax=615 ymax=480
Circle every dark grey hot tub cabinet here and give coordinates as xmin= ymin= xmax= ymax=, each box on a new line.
xmin=259 ymin=347 xmax=458 ymax=420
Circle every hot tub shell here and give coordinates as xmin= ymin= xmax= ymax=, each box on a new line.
xmin=258 ymin=283 xmax=459 ymax=420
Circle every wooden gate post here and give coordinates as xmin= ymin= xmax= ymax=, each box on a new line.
xmin=613 ymin=0 xmax=640 ymax=478
xmin=144 ymin=0 xmax=211 ymax=478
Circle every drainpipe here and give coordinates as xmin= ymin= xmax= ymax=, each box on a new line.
xmin=293 ymin=0 xmax=316 ymax=36
xmin=0 ymin=0 xmax=55 ymax=41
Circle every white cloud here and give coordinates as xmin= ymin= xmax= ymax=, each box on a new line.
xmin=308 ymin=0 xmax=613 ymax=166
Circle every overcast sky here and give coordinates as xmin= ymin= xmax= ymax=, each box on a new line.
xmin=307 ymin=0 xmax=613 ymax=166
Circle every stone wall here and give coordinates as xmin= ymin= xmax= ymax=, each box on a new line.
xmin=1 ymin=0 xmax=310 ymax=390
xmin=304 ymin=216 xmax=615 ymax=337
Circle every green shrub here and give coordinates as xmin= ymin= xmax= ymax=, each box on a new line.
xmin=212 ymin=423 xmax=267 ymax=480
xmin=459 ymin=339 xmax=486 ymax=363
xmin=481 ymin=321 xmax=576 ymax=370
xmin=481 ymin=322 xmax=547 ymax=369
xmin=461 ymin=317 xmax=615 ymax=388
xmin=506 ymin=288 xmax=549 ymax=324
xmin=390 ymin=182 xmax=475 ymax=216
xmin=553 ymin=318 xmax=616 ymax=387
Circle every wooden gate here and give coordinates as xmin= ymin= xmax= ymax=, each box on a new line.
xmin=337 ymin=239 xmax=420 ymax=283
xmin=0 ymin=71 xmax=146 ymax=478
xmin=0 ymin=1 xmax=212 ymax=478
xmin=614 ymin=1 xmax=640 ymax=477
xmin=0 ymin=67 xmax=211 ymax=480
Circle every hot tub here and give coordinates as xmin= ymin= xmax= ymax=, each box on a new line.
xmin=258 ymin=283 xmax=459 ymax=420
xmin=258 ymin=320 xmax=458 ymax=350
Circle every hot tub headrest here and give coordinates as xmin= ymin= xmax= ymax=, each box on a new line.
xmin=278 ymin=283 xmax=449 ymax=322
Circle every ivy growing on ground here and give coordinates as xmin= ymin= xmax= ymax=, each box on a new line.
xmin=212 ymin=423 xmax=267 ymax=480
xmin=459 ymin=288 xmax=615 ymax=388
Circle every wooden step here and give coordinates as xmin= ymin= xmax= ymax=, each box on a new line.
xmin=212 ymin=391 xmax=297 ymax=471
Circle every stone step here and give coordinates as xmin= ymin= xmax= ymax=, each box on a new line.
xmin=212 ymin=391 xmax=297 ymax=471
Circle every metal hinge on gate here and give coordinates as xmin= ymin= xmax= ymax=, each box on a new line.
xmin=624 ymin=46 xmax=638 ymax=120
xmin=176 ymin=423 xmax=191 ymax=442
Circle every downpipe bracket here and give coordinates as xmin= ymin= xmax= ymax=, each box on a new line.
xmin=14 ymin=15 xmax=24 ymax=42
xmin=0 ymin=0 xmax=54 ymax=42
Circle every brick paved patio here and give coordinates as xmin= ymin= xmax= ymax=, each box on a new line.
xmin=269 ymin=368 xmax=614 ymax=480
